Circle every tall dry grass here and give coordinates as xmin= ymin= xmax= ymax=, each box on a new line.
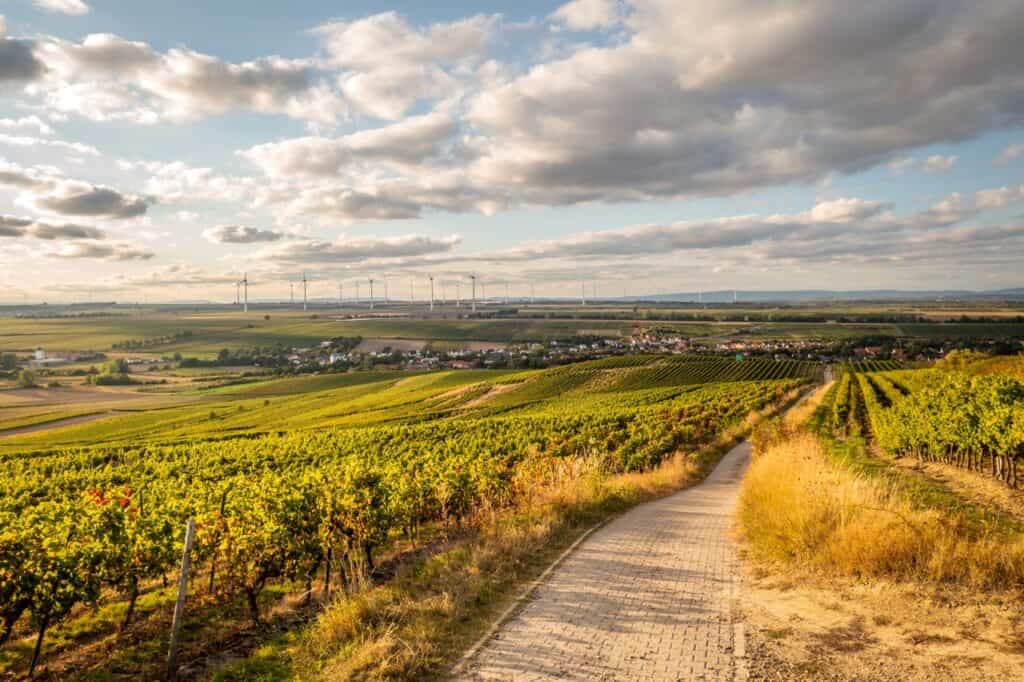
xmin=738 ymin=429 xmax=1024 ymax=587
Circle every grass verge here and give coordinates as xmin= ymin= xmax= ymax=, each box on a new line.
xmin=738 ymin=425 xmax=1024 ymax=587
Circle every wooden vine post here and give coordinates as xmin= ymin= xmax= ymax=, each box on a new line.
xmin=166 ymin=519 xmax=196 ymax=682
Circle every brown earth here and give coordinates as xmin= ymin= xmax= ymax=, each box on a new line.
xmin=739 ymin=564 xmax=1024 ymax=681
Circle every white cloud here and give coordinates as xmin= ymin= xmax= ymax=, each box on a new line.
xmin=132 ymin=161 xmax=257 ymax=203
xmin=252 ymin=233 xmax=462 ymax=264
xmin=240 ymin=112 xmax=457 ymax=177
xmin=996 ymin=143 xmax=1024 ymax=165
xmin=0 ymin=116 xmax=54 ymax=136
xmin=312 ymin=12 xmax=496 ymax=119
xmin=28 ymin=33 xmax=346 ymax=125
xmin=202 ymin=224 xmax=284 ymax=244
xmin=887 ymin=156 xmax=915 ymax=174
xmin=0 ymin=133 xmax=98 ymax=156
xmin=974 ymin=185 xmax=1024 ymax=210
xmin=313 ymin=12 xmax=495 ymax=70
xmin=921 ymin=154 xmax=957 ymax=173
xmin=0 ymin=161 xmax=150 ymax=219
xmin=551 ymin=0 xmax=622 ymax=30
xmin=29 ymin=180 xmax=148 ymax=219
xmin=48 ymin=241 xmax=154 ymax=261
xmin=33 ymin=0 xmax=90 ymax=16
xmin=0 ymin=214 xmax=106 ymax=240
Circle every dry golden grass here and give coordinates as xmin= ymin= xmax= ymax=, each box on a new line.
xmin=781 ymin=380 xmax=833 ymax=428
xmin=738 ymin=430 xmax=1024 ymax=587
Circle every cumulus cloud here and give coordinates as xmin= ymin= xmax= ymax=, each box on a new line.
xmin=48 ymin=241 xmax=153 ymax=261
xmin=202 ymin=224 xmax=283 ymax=244
xmin=312 ymin=12 xmax=497 ymax=119
xmin=974 ymin=184 xmax=1024 ymax=210
xmin=240 ymin=112 xmax=457 ymax=177
xmin=459 ymin=0 xmax=1024 ymax=205
xmin=551 ymin=0 xmax=622 ymax=30
xmin=253 ymin=233 xmax=461 ymax=264
xmin=0 ymin=213 xmax=108 ymax=240
xmin=34 ymin=0 xmax=90 ymax=15
xmin=468 ymin=190 xmax=1024 ymax=266
xmin=129 ymin=160 xmax=257 ymax=203
xmin=27 ymin=33 xmax=345 ymax=125
xmin=0 ymin=160 xmax=149 ymax=219
xmin=0 ymin=35 xmax=45 ymax=82
xmin=0 ymin=133 xmax=98 ymax=155
xmin=921 ymin=154 xmax=957 ymax=173
xmin=31 ymin=180 xmax=147 ymax=218
xmin=887 ymin=156 xmax=916 ymax=175
xmin=229 ymin=2 xmax=1024 ymax=221
xmin=0 ymin=116 xmax=54 ymax=136
xmin=996 ymin=143 xmax=1024 ymax=165
xmin=120 ymin=264 xmax=239 ymax=287
xmin=282 ymin=187 xmax=424 ymax=222
xmin=314 ymin=12 xmax=495 ymax=70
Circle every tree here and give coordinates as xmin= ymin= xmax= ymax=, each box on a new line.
xmin=16 ymin=370 xmax=36 ymax=389
xmin=0 ymin=353 xmax=16 ymax=371
xmin=103 ymin=358 xmax=130 ymax=375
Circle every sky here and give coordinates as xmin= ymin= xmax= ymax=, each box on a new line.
xmin=1 ymin=0 xmax=1024 ymax=303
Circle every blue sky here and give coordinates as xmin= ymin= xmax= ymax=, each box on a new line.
xmin=1 ymin=0 xmax=1023 ymax=301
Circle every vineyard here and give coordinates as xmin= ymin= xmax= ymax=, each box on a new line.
xmin=819 ymin=358 xmax=1024 ymax=488
xmin=0 ymin=357 xmax=805 ymax=678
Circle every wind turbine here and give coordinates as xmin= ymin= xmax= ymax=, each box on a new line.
xmin=290 ymin=282 xmax=294 ymax=305
xmin=368 ymin=278 xmax=375 ymax=310
xmin=455 ymin=281 xmax=461 ymax=308
xmin=338 ymin=282 xmax=343 ymax=307
xmin=302 ymin=272 xmax=308 ymax=311
xmin=504 ymin=282 xmax=510 ymax=305
xmin=409 ymin=277 xmax=415 ymax=303
xmin=234 ymin=279 xmax=240 ymax=306
xmin=241 ymin=273 xmax=248 ymax=313
xmin=733 ymin=289 xmax=737 ymax=304
xmin=581 ymin=278 xmax=586 ymax=306
xmin=429 ymin=275 xmax=435 ymax=311
xmin=355 ymin=279 xmax=361 ymax=305
xmin=470 ymin=274 xmax=477 ymax=313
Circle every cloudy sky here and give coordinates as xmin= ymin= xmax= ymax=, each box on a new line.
xmin=1 ymin=0 xmax=1024 ymax=302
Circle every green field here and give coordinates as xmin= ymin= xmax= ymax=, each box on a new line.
xmin=0 ymin=356 xmax=818 ymax=452
xmin=3 ymin=305 xmax=1022 ymax=357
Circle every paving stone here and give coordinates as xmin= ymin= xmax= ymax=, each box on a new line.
xmin=459 ymin=441 xmax=751 ymax=681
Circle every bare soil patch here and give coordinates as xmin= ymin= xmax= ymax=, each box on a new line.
xmin=739 ymin=564 xmax=1024 ymax=681
xmin=0 ymin=411 xmax=118 ymax=438
xmin=460 ymin=382 xmax=518 ymax=409
xmin=355 ymin=337 xmax=426 ymax=352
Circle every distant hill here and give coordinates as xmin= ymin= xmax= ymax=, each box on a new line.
xmin=622 ymin=289 xmax=1024 ymax=303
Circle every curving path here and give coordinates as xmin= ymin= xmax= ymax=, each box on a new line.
xmin=458 ymin=440 xmax=752 ymax=681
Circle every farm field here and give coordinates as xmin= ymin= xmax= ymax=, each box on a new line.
xmin=4 ymin=304 xmax=1024 ymax=357
xmin=0 ymin=354 xmax=808 ymax=679
xmin=0 ymin=355 xmax=815 ymax=452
